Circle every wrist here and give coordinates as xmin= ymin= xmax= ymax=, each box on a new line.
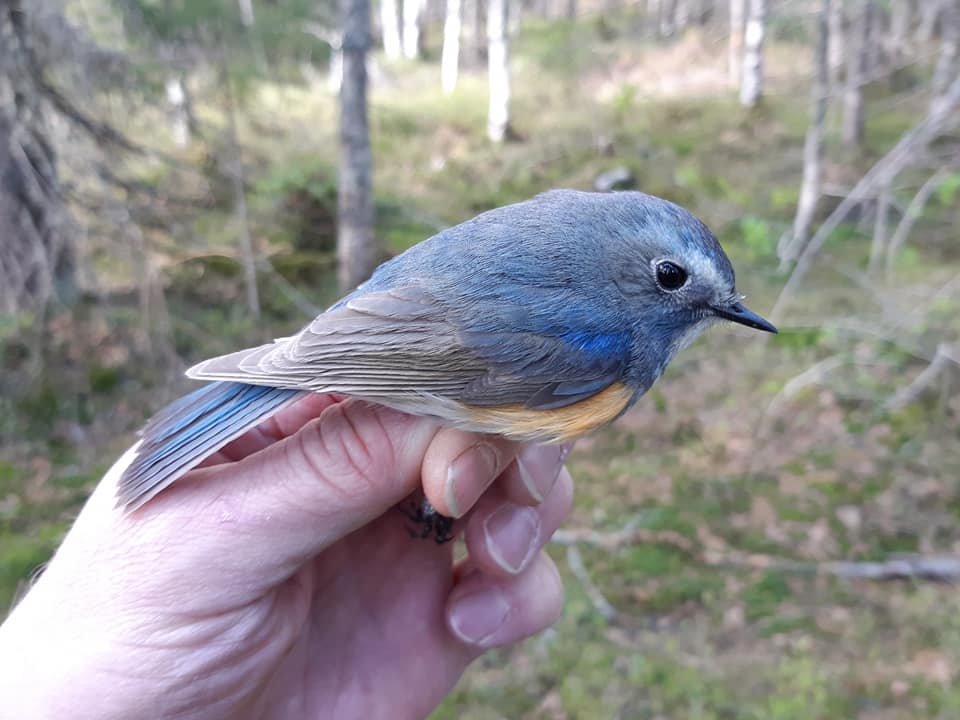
xmin=0 ymin=580 xmax=148 ymax=720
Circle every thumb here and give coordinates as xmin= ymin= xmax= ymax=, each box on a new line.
xmin=148 ymin=399 xmax=440 ymax=582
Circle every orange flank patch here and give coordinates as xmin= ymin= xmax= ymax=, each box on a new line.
xmin=464 ymin=383 xmax=634 ymax=442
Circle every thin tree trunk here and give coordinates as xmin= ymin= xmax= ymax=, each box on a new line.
xmin=470 ymin=0 xmax=486 ymax=63
xmin=238 ymin=0 xmax=255 ymax=27
xmin=328 ymin=36 xmax=344 ymax=93
xmin=828 ymin=0 xmax=845 ymax=83
xmin=0 ymin=1 xmax=74 ymax=314
xmin=660 ymin=0 xmax=677 ymax=36
xmin=222 ymin=64 xmax=261 ymax=322
xmin=931 ymin=0 xmax=959 ymax=105
xmin=888 ymin=0 xmax=911 ymax=67
xmin=886 ymin=167 xmax=951 ymax=279
xmin=739 ymin=0 xmax=765 ymax=107
xmin=487 ymin=0 xmax=511 ymax=142
xmin=729 ymin=0 xmax=746 ymax=84
xmin=781 ymin=0 xmax=831 ymax=267
xmin=773 ymin=73 xmax=960 ymax=318
xmin=338 ymin=0 xmax=377 ymax=292
xmin=917 ymin=0 xmax=942 ymax=43
xmin=868 ymin=184 xmax=890 ymax=274
xmin=866 ymin=1 xmax=886 ymax=70
xmin=403 ymin=0 xmax=422 ymax=58
xmin=442 ymin=0 xmax=462 ymax=92
xmin=566 ymin=0 xmax=577 ymax=20
xmin=842 ymin=0 xmax=872 ymax=148
xmin=675 ymin=0 xmax=689 ymax=32
xmin=165 ymin=76 xmax=191 ymax=148
xmin=236 ymin=0 xmax=268 ymax=72
xmin=381 ymin=0 xmax=402 ymax=59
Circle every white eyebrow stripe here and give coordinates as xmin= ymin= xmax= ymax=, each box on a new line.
xmin=685 ymin=252 xmax=723 ymax=288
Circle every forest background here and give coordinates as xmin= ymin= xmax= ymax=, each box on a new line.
xmin=1 ymin=0 xmax=959 ymax=717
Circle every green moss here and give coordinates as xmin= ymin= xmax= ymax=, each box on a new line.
xmin=0 ymin=523 xmax=67 ymax=612
xmin=742 ymin=571 xmax=792 ymax=621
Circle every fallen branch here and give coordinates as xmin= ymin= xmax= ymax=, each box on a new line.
xmin=552 ymin=527 xmax=697 ymax=553
xmin=554 ymin=524 xmax=960 ymax=584
xmin=707 ymin=552 xmax=960 ymax=582
xmin=566 ymin=545 xmax=618 ymax=622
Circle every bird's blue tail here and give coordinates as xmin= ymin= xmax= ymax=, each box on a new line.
xmin=118 ymin=382 xmax=303 ymax=509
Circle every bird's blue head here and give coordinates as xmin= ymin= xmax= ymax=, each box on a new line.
xmin=580 ymin=191 xmax=777 ymax=386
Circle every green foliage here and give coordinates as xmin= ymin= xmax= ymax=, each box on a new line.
xmin=255 ymin=158 xmax=338 ymax=252
xmin=0 ymin=524 xmax=68 ymax=611
xmin=936 ymin=173 xmax=960 ymax=206
xmin=742 ymin=572 xmax=791 ymax=621
xmin=738 ymin=215 xmax=776 ymax=259
xmin=88 ymin=365 xmax=122 ymax=394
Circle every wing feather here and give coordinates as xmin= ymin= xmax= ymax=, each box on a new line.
xmin=187 ymin=285 xmax=628 ymax=410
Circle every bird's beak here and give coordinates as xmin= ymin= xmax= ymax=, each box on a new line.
xmin=711 ymin=301 xmax=778 ymax=334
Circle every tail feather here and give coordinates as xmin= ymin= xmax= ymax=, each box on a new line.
xmin=118 ymin=382 xmax=303 ymax=510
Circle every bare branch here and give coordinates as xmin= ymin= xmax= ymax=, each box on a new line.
xmin=566 ymin=545 xmax=619 ymax=623
xmin=772 ymin=74 xmax=960 ymax=320
xmin=885 ymin=343 xmax=954 ymax=411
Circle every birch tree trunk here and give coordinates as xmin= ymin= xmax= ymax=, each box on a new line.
xmin=165 ymin=76 xmax=191 ymax=148
xmin=888 ymin=0 xmax=911 ymax=67
xmin=729 ymin=0 xmax=746 ymax=84
xmin=828 ymin=0 xmax=845 ymax=82
xmin=739 ymin=0 xmax=765 ymax=107
xmin=917 ymin=0 xmax=942 ymax=43
xmin=338 ymin=0 xmax=378 ymax=292
xmin=442 ymin=0 xmax=462 ymax=92
xmin=487 ymin=0 xmax=511 ymax=142
xmin=328 ymin=37 xmax=344 ymax=93
xmin=381 ymin=0 xmax=402 ymax=59
xmin=781 ymin=0 xmax=831 ymax=267
xmin=842 ymin=0 xmax=872 ymax=148
xmin=222 ymin=61 xmax=261 ymax=322
xmin=403 ymin=0 xmax=422 ymax=59
xmin=931 ymin=0 xmax=959 ymax=105
xmin=237 ymin=0 xmax=255 ymax=27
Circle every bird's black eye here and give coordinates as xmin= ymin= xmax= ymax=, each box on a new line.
xmin=655 ymin=261 xmax=688 ymax=291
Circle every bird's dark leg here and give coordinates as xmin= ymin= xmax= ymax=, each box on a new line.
xmin=401 ymin=498 xmax=455 ymax=544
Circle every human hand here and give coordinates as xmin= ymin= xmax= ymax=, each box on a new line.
xmin=0 ymin=394 xmax=572 ymax=719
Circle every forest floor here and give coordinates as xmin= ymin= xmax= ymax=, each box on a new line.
xmin=2 ymin=12 xmax=960 ymax=719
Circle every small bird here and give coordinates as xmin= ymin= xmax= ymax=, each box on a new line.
xmin=118 ymin=190 xmax=776 ymax=511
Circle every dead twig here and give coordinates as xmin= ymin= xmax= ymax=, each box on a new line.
xmin=552 ymin=527 xmax=697 ymax=553
xmin=885 ymin=167 xmax=954 ymax=280
xmin=707 ymin=552 xmax=960 ymax=583
xmin=565 ymin=545 xmax=618 ymax=623
xmin=772 ymin=74 xmax=960 ymax=320
xmin=554 ymin=523 xmax=960 ymax=584
xmin=885 ymin=343 xmax=954 ymax=411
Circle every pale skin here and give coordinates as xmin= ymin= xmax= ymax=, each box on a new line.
xmin=0 ymin=394 xmax=573 ymax=719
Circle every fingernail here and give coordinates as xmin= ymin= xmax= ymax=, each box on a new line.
xmin=484 ymin=504 xmax=541 ymax=575
xmin=449 ymin=585 xmax=511 ymax=646
xmin=446 ymin=442 xmax=500 ymax=518
xmin=517 ymin=444 xmax=570 ymax=503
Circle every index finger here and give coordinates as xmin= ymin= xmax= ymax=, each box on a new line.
xmin=202 ymin=392 xmax=344 ymax=465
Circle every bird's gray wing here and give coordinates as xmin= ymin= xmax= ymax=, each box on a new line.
xmin=187 ymin=285 xmax=623 ymax=410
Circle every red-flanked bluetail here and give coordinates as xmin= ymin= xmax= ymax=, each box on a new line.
xmin=119 ymin=190 xmax=776 ymax=509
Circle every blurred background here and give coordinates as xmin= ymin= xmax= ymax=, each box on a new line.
xmin=1 ymin=0 xmax=959 ymax=716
